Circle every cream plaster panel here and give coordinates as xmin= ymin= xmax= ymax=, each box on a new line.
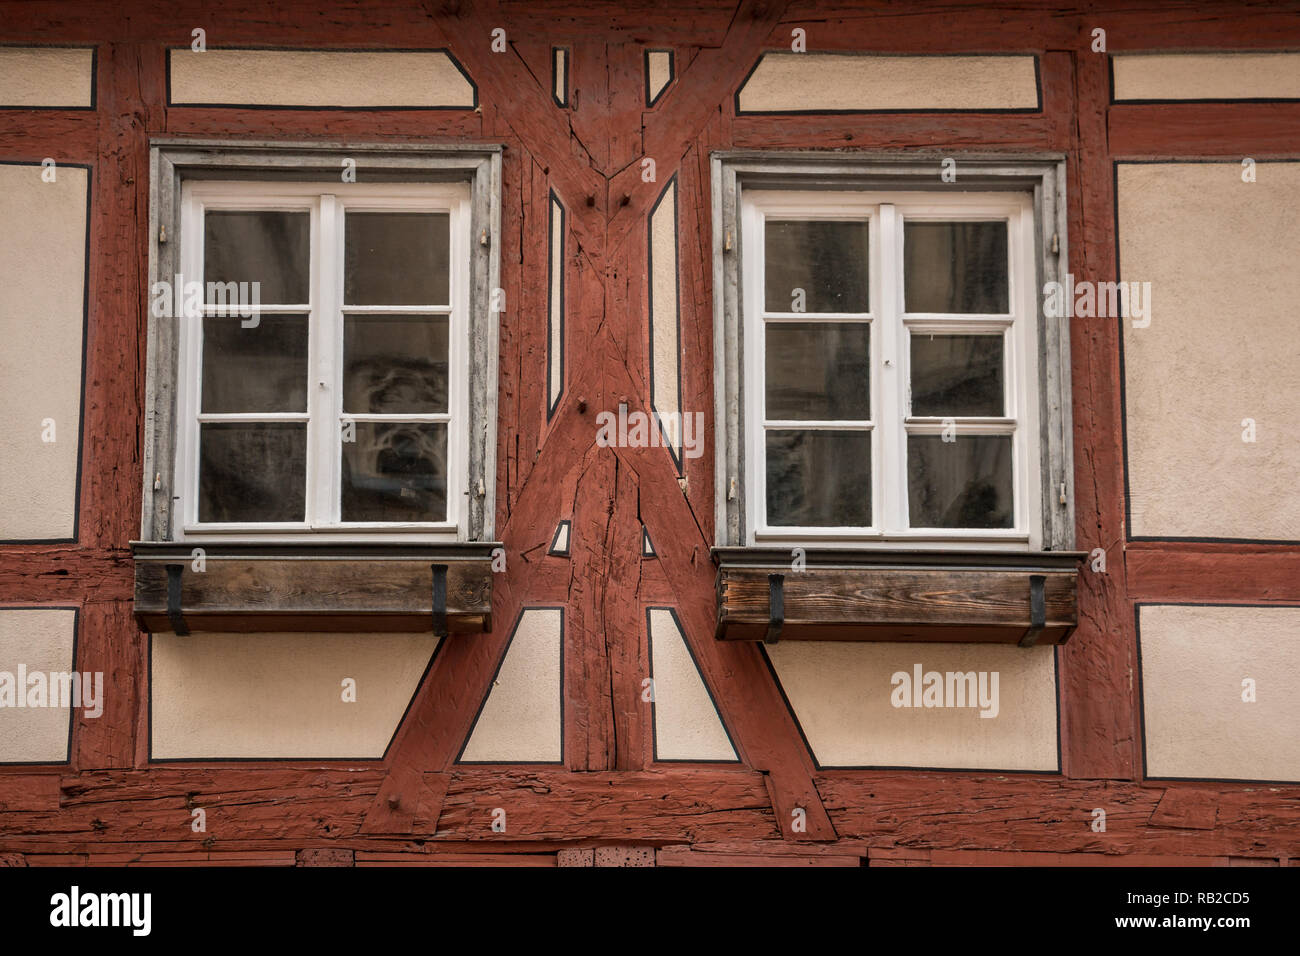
xmin=169 ymin=49 xmax=474 ymax=107
xmin=150 ymin=631 xmax=438 ymax=759
xmin=648 ymin=608 xmax=736 ymax=761
xmin=0 ymin=164 xmax=87 ymax=540
xmin=0 ymin=47 xmax=93 ymax=107
xmin=0 ymin=609 xmax=77 ymax=763
xmin=766 ymin=641 xmax=1058 ymax=770
xmin=550 ymin=521 xmax=569 ymax=553
xmin=737 ymin=53 xmax=1038 ymax=112
xmin=650 ymin=180 xmax=680 ymax=447
xmin=459 ymin=608 xmax=563 ymax=762
xmin=1113 ymin=53 xmax=1300 ymax=101
xmin=549 ymin=196 xmax=564 ymax=409
xmin=648 ymin=51 xmax=672 ymax=102
xmin=1119 ymin=162 xmax=1300 ymax=539
xmin=1140 ymin=604 xmax=1300 ymax=782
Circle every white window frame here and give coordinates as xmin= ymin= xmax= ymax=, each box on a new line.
xmin=175 ymin=179 xmax=472 ymax=543
xmin=740 ymin=188 xmax=1042 ymax=550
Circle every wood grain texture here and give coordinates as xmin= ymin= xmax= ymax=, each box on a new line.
xmin=1054 ymin=46 xmax=1137 ymax=782
xmin=0 ymin=776 xmax=61 ymax=812
xmin=1109 ymin=103 xmax=1300 ymax=157
xmin=133 ymin=558 xmax=493 ymax=633
xmin=432 ymin=769 xmax=780 ymax=843
xmin=0 ymin=767 xmax=1292 ymax=863
xmin=818 ymin=774 xmax=1300 ymax=859
xmin=717 ymin=567 xmax=1078 ymax=644
xmin=1126 ymin=545 xmax=1300 ymax=603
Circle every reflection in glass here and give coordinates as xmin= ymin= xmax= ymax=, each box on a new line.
xmin=766 ymin=323 xmax=870 ymax=420
xmin=766 ymin=430 xmax=871 ymax=527
xmin=198 ymin=422 xmax=306 ymax=522
xmin=202 ymin=315 xmax=308 ymax=413
xmin=342 ymin=422 xmax=447 ymax=522
xmin=345 ymin=212 xmax=449 ymax=305
xmin=204 ymin=211 xmax=310 ymax=304
xmin=909 ymin=333 xmax=1004 ymax=417
xmin=343 ymin=315 xmax=449 ymax=414
xmin=907 ymin=434 xmax=1013 ymax=528
xmin=764 ymin=220 xmax=869 ymax=313
xmin=904 ymin=221 xmax=1008 ymax=314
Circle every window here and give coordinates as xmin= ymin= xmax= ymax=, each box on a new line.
xmin=743 ymin=190 xmax=1039 ymax=545
xmin=134 ymin=143 xmax=501 ymax=635
xmin=713 ymin=152 xmax=1073 ymax=554
xmin=177 ymin=181 xmax=470 ymax=536
xmin=140 ymin=142 xmax=502 ymax=547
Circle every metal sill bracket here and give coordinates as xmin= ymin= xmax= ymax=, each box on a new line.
xmin=165 ymin=563 xmax=190 ymax=636
xmin=432 ymin=563 xmax=449 ymax=639
xmin=1019 ymin=574 xmax=1047 ymax=648
xmin=765 ymin=572 xmax=785 ymax=645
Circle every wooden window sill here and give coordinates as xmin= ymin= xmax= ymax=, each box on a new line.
xmin=713 ymin=547 xmax=1084 ymax=646
xmin=132 ymin=541 xmax=498 ymax=635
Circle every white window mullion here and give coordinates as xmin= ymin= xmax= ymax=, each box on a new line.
xmin=1013 ymin=200 xmax=1040 ymax=542
xmin=309 ymin=194 xmax=337 ymax=529
xmin=876 ymin=202 xmax=904 ymax=534
xmin=448 ymin=197 xmax=470 ymax=538
xmin=181 ymin=189 xmax=203 ymax=529
xmin=743 ymin=202 xmax=766 ymax=542
xmin=866 ymin=209 xmax=881 ymax=534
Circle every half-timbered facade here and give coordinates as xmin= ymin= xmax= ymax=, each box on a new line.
xmin=1 ymin=0 xmax=1298 ymax=867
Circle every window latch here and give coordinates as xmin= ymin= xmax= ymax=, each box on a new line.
xmin=431 ymin=563 xmax=449 ymax=639
xmin=765 ymin=573 xmax=785 ymax=645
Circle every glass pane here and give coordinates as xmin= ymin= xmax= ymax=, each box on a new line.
xmin=907 ymin=434 xmax=1013 ymax=529
xmin=343 ymin=315 xmax=449 ymax=414
xmin=766 ymin=430 xmax=871 ymax=527
xmin=765 ymin=322 xmax=870 ymax=420
xmin=202 ymin=315 xmax=308 ymax=413
xmin=345 ymin=212 xmax=449 ymax=305
xmin=904 ymin=221 xmax=1008 ymax=314
xmin=342 ymin=422 xmax=447 ymax=522
xmin=764 ymin=220 xmax=869 ymax=313
xmin=910 ymin=333 xmax=1004 ymax=417
xmin=204 ymin=211 xmax=310 ymax=304
xmin=198 ymin=423 xmax=306 ymax=523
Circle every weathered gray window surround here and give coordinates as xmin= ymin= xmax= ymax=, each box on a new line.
xmin=710 ymin=150 xmax=1075 ymax=552
xmin=140 ymin=139 xmax=503 ymax=544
